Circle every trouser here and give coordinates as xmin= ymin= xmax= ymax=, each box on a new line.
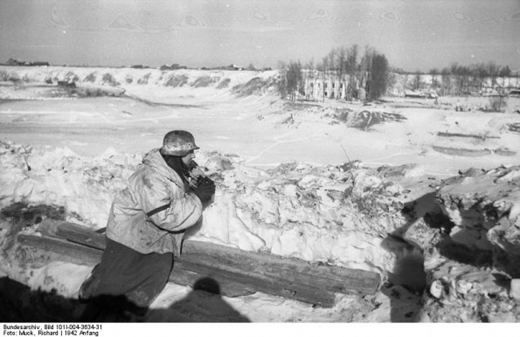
xmin=79 ymin=237 xmax=173 ymax=321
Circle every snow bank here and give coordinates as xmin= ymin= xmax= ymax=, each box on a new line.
xmin=4 ymin=139 xmax=520 ymax=321
xmin=0 ymin=140 xmax=417 ymax=275
xmin=407 ymin=165 xmax=520 ymax=322
xmin=5 ymin=138 xmax=520 ymax=322
xmin=192 ymin=156 xmax=414 ymax=272
xmin=0 ymin=140 xmax=140 ymax=228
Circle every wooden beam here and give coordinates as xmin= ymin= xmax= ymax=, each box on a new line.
xmin=17 ymin=234 xmax=103 ymax=266
xmin=28 ymin=221 xmax=381 ymax=307
xmin=16 ymin=233 xmax=257 ymax=299
xmin=173 ymin=257 xmax=336 ymax=307
xmin=181 ymin=241 xmax=380 ymax=296
xmin=50 ymin=222 xmax=380 ymax=295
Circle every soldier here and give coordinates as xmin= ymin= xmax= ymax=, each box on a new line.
xmin=79 ymin=130 xmax=215 ymax=321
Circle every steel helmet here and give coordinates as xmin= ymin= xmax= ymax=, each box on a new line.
xmin=160 ymin=130 xmax=200 ymax=156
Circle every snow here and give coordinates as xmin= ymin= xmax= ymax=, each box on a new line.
xmin=1 ymin=65 xmax=520 ymax=324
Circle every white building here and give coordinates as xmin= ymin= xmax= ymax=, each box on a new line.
xmin=301 ymin=71 xmax=360 ymax=101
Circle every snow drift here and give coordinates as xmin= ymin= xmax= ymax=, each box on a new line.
xmin=0 ymin=140 xmax=414 ymax=274
xmin=4 ymin=140 xmax=520 ymax=322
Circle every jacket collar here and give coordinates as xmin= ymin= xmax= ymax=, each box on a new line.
xmin=142 ymin=148 xmax=184 ymax=185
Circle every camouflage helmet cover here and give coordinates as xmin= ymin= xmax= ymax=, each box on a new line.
xmin=160 ymin=130 xmax=200 ymax=156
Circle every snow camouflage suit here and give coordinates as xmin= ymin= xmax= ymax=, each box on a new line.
xmin=79 ymin=148 xmax=203 ymax=318
xmin=106 ymin=148 xmax=202 ymax=256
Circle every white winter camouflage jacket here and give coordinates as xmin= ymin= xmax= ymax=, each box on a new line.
xmin=106 ymin=148 xmax=203 ymax=256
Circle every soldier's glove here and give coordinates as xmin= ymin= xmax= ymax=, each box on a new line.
xmin=193 ymin=176 xmax=215 ymax=203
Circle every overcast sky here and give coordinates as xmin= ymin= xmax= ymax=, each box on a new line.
xmin=1 ymin=0 xmax=519 ymax=72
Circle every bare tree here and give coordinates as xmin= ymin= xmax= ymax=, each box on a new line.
xmin=277 ymin=61 xmax=288 ymax=99
xmin=367 ymin=51 xmax=390 ymax=100
xmin=284 ymin=60 xmax=303 ymax=101
xmin=345 ymin=45 xmax=359 ymax=100
xmin=440 ymin=67 xmax=452 ymax=96
xmin=410 ymin=72 xmax=423 ymax=91
xmin=356 ymin=46 xmax=390 ymax=101
xmin=337 ymin=47 xmax=347 ymax=81
xmin=357 ymin=45 xmax=374 ymax=99
xmin=431 ymin=74 xmax=441 ymax=92
xmin=327 ymin=48 xmax=337 ymax=73
xmin=489 ymin=95 xmax=508 ymax=111
xmin=304 ymin=59 xmax=316 ymax=100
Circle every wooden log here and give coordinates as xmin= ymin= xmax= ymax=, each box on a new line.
xmin=52 ymin=222 xmax=380 ymax=295
xmin=167 ymin=262 xmax=257 ymax=298
xmin=53 ymin=221 xmax=106 ymax=250
xmin=51 ymin=222 xmax=379 ymax=295
xmin=167 ymin=263 xmax=256 ymax=296
xmin=36 ymin=222 xmax=258 ymax=297
xmin=17 ymin=234 xmax=103 ymax=266
xmin=32 ymin=221 xmax=381 ymax=306
xmin=16 ymin=233 xmax=256 ymax=298
xmin=181 ymin=241 xmax=380 ymax=296
xmin=47 ymin=223 xmax=340 ymax=305
xmin=173 ymin=257 xmax=336 ymax=307
xmin=20 ymin=230 xmax=335 ymax=306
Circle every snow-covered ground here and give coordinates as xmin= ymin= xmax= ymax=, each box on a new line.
xmin=1 ymin=66 xmax=520 ymax=326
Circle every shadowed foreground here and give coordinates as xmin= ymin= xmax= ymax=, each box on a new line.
xmin=0 ymin=277 xmax=250 ymax=322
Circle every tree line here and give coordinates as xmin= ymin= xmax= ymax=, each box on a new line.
xmin=278 ymin=46 xmax=517 ymax=101
xmin=407 ymin=61 xmax=517 ymax=96
xmin=428 ymin=62 xmax=513 ymax=78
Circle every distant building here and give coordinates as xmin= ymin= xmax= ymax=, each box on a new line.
xmin=227 ymin=64 xmax=244 ymax=71
xmin=5 ymin=58 xmax=49 ymax=66
xmin=57 ymin=80 xmax=76 ymax=88
xmin=29 ymin=61 xmax=49 ymax=67
xmin=302 ymin=71 xmax=360 ymax=101
xmin=7 ymin=58 xmax=26 ymax=66
xmin=404 ymin=90 xmax=426 ymax=98
xmin=160 ymin=64 xmax=185 ymax=70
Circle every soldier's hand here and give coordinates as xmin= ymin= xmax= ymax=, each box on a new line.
xmin=193 ymin=177 xmax=215 ymax=203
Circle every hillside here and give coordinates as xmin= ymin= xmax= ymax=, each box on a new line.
xmin=0 ymin=65 xmax=279 ymax=103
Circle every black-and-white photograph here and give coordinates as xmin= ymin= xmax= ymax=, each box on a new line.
xmin=0 ymin=0 xmax=519 ymax=331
